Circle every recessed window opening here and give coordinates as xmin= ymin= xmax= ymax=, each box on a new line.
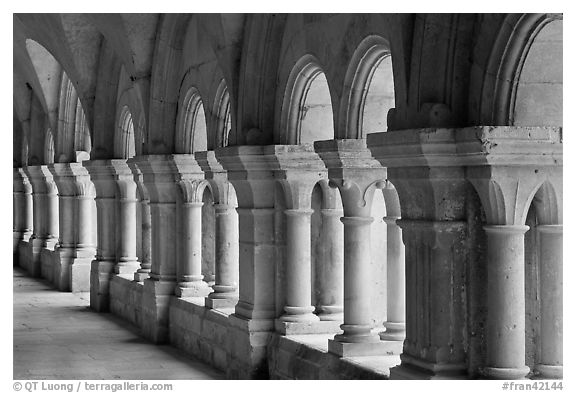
xmin=297 ymin=68 xmax=334 ymax=144
xmin=183 ymin=92 xmax=208 ymax=153
xmin=44 ymin=129 xmax=55 ymax=164
xmin=361 ymin=55 xmax=394 ymax=136
xmin=115 ymin=106 xmax=136 ymax=159
xmin=215 ymin=83 xmax=231 ymax=148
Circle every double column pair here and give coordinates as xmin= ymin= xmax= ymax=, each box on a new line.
xmin=175 ymin=179 xmax=238 ymax=305
xmin=483 ymin=224 xmax=562 ymax=379
xmin=175 ymin=151 xmax=239 ymax=306
xmin=85 ymin=160 xmax=141 ymax=311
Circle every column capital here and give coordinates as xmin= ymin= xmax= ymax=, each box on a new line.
xmin=13 ymin=167 xmax=32 ymax=193
xmin=216 ymin=144 xmax=326 ymax=210
xmin=340 ymin=216 xmax=374 ymax=226
xmin=84 ymin=159 xmax=134 ymax=199
xmin=23 ymin=165 xmax=57 ymax=195
xmin=315 ymin=139 xmax=387 ymax=217
xmin=368 ymin=126 xmax=563 ymax=224
xmin=127 ymin=154 xmax=204 ymax=203
xmin=49 ymin=162 xmax=93 ymax=197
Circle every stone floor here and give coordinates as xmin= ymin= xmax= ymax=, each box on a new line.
xmin=13 ymin=267 xmax=224 ymax=380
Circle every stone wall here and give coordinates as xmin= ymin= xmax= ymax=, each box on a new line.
xmin=110 ymin=276 xmax=143 ymax=328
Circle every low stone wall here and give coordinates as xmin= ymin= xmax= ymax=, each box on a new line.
xmin=106 ymin=276 xmax=398 ymax=380
xmin=40 ymin=248 xmax=57 ymax=283
xmin=17 ymin=241 xmax=31 ymax=272
xmin=267 ymin=334 xmax=391 ymax=379
xmin=110 ymin=275 xmax=143 ymax=328
xmin=169 ymin=298 xmax=230 ymax=373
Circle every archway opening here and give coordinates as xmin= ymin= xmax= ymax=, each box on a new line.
xmin=362 ymin=55 xmax=395 ymax=135
xmin=44 ymin=129 xmax=55 ymax=164
xmin=513 ymin=19 xmax=562 ymax=126
xmin=215 ymin=82 xmax=231 ymax=148
xmin=115 ymin=106 xmax=136 ymax=159
xmin=177 ymin=89 xmax=208 ymax=153
xmin=281 ymin=59 xmax=335 ymax=144
xmin=299 ymin=70 xmax=334 ymax=143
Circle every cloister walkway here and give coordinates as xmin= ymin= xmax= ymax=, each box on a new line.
xmin=13 ymin=268 xmax=223 ymax=380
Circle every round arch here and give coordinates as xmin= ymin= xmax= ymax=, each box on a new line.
xmin=114 ymin=106 xmax=136 ymax=159
xmin=213 ymin=80 xmax=231 ymax=148
xmin=175 ymin=87 xmax=208 ymax=154
xmin=44 ymin=129 xmax=55 ymax=164
xmin=340 ymin=35 xmax=395 ymax=139
xmin=278 ymin=55 xmax=334 ymax=144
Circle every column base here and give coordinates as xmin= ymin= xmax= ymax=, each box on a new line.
xmin=205 ymin=296 xmax=238 ymax=309
xmin=533 ymin=364 xmax=563 ymax=379
xmin=175 ymin=281 xmax=212 ymax=298
xmin=390 ymin=354 xmax=467 ymax=380
xmin=275 ymin=319 xmax=342 ymax=335
xmin=328 ymin=338 xmax=403 ymax=357
xmin=279 ymin=306 xmax=319 ymax=323
xmin=134 ymin=269 xmax=150 ymax=282
xmin=379 ymin=321 xmax=406 ymax=341
xmin=141 ymin=279 xmax=176 ymax=344
xmin=90 ymin=259 xmax=115 ymax=312
xmin=317 ymin=305 xmax=343 ymax=321
xmin=115 ymin=261 xmax=141 ymax=278
xmin=482 ymin=366 xmax=531 ymax=380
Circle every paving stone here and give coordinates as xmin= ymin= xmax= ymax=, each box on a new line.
xmin=13 ymin=267 xmax=224 ymax=380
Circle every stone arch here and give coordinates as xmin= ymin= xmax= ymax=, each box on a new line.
xmin=44 ymin=129 xmax=55 ymax=164
xmin=114 ymin=106 xmax=136 ymax=159
xmin=470 ymin=13 xmax=562 ymax=125
xmin=523 ymin=180 xmax=562 ymax=226
xmin=56 ymin=71 xmax=90 ymax=162
xmin=277 ymin=55 xmax=335 ymax=144
xmin=213 ymin=80 xmax=232 ymax=149
xmin=175 ymin=86 xmax=208 ymax=154
xmin=339 ymin=35 xmax=395 ymax=139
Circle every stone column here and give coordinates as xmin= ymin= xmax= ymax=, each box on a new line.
xmin=116 ymin=178 xmax=140 ymax=277
xmin=24 ymin=166 xmax=48 ymax=277
xmin=280 ymin=209 xmax=319 ymax=322
xmin=336 ymin=215 xmax=378 ymax=344
xmin=44 ymin=179 xmax=59 ymax=249
xmin=175 ymin=187 xmax=210 ymax=297
xmin=13 ymin=168 xmax=33 ymax=266
xmin=135 ymin=197 xmax=152 ymax=281
xmin=55 ymin=191 xmax=75 ymax=291
xmin=72 ymin=177 xmax=97 ymax=292
xmin=380 ymin=215 xmax=406 ymax=341
xmin=196 ymin=152 xmax=239 ymax=308
xmin=206 ymin=203 xmax=239 ymax=308
xmin=483 ymin=225 xmax=531 ymax=379
xmin=534 ymin=225 xmax=563 ymax=379
xmin=316 ymin=208 xmax=344 ymax=321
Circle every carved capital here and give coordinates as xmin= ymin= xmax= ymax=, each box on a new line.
xmin=178 ymin=179 xmax=209 ymax=204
